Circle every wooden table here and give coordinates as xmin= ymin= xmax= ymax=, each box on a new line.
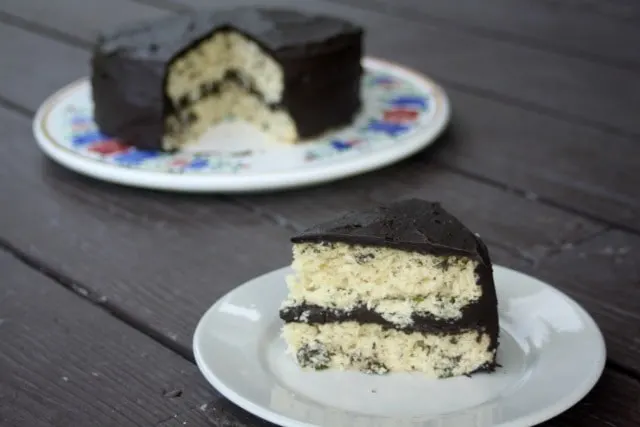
xmin=0 ymin=0 xmax=638 ymax=425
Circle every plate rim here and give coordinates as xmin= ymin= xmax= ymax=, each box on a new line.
xmin=193 ymin=264 xmax=606 ymax=427
xmin=32 ymin=56 xmax=451 ymax=193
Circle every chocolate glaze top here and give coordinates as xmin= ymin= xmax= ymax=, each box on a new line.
xmin=292 ymin=198 xmax=491 ymax=265
xmin=96 ymin=7 xmax=363 ymax=61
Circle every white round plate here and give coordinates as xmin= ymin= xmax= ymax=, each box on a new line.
xmin=33 ymin=57 xmax=450 ymax=193
xmin=193 ymin=265 xmax=605 ymax=427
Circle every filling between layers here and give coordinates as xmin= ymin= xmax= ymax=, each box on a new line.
xmin=163 ymin=30 xmax=295 ymax=149
xmin=282 ymin=242 xmax=482 ymax=325
xmin=283 ymin=322 xmax=495 ymax=378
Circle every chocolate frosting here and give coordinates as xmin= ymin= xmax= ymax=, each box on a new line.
xmin=91 ymin=7 xmax=363 ymax=150
xmin=292 ymin=199 xmax=491 ymax=265
xmin=280 ymin=301 xmax=492 ymax=335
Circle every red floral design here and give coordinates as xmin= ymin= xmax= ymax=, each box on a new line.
xmin=170 ymin=158 xmax=190 ymax=168
xmin=383 ymin=108 xmax=419 ymax=123
xmin=88 ymin=140 xmax=131 ymax=155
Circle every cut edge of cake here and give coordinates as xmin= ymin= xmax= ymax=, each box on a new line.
xmin=279 ymin=198 xmax=499 ymax=378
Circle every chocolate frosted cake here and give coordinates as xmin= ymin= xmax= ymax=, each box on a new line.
xmin=280 ymin=199 xmax=499 ymax=378
xmin=91 ymin=7 xmax=363 ymax=151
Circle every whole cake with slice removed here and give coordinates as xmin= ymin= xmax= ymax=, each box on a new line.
xmin=279 ymin=198 xmax=499 ymax=378
xmin=91 ymin=7 xmax=363 ymax=151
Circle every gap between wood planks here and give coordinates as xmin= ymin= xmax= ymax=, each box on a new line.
xmin=0 ymin=236 xmax=194 ymax=364
xmin=0 ymin=10 xmax=637 ymax=241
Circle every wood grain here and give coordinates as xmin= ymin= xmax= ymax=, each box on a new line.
xmin=534 ymin=230 xmax=640 ymax=371
xmin=0 ymin=0 xmax=170 ymax=45
xmin=1 ymin=2 xmax=638 ymax=232
xmin=0 ymin=248 xmax=219 ymax=427
xmin=325 ymin=0 xmax=640 ymax=69
xmin=0 ymin=23 xmax=88 ymax=111
xmin=435 ymin=90 xmax=640 ymax=231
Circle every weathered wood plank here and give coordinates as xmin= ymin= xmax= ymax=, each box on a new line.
xmin=435 ymin=89 xmax=640 ymax=231
xmin=0 ymin=4 xmax=638 ymax=231
xmin=533 ymin=230 xmax=640 ymax=371
xmin=0 ymin=23 xmax=88 ymax=111
xmin=0 ymin=0 xmax=171 ymax=45
xmin=0 ymin=248 xmax=218 ymax=427
xmin=325 ymin=0 xmax=640 ymax=69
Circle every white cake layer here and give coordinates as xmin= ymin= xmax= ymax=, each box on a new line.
xmin=163 ymin=29 xmax=291 ymax=149
xmin=166 ymin=30 xmax=283 ymax=104
xmin=164 ymin=79 xmax=297 ymax=149
xmin=283 ymin=322 xmax=494 ymax=378
xmin=284 ymin=242 xmax=481 ymax=320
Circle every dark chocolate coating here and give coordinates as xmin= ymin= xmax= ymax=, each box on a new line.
xmin=292 ymin=199 xmax=491 ymax=263
xmin=290 ymin=198 xmax=500 ymax=356
xmin=280 ymin=300 xmax=492 ymax=335
xmin=91 ymin=7 xmax=363 ymax=150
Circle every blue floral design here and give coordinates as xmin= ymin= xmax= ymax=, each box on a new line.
xmin=365 ymin=119 xmax=411 ymax=137
xmin=72 ymin=131 xmax=107 ymax=147
xmin=112 ymin=150 xmax=161 ymax=166
xmin=330 ymin=140 xmax=353 ymax=152
xmin=185 ymin=158 xmax=209 ymax=170
xmin=371 ymin=76 xmax=396 ymax=86
xmin=387 ymin=96 xmax=428 ymax=110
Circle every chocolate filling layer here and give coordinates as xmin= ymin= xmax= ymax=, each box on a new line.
xmin=280 ymin=301 xmax=492 ymax=335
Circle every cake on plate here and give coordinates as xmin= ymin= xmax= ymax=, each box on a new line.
xmin=280 ymin=198 xmax=499 ymax=378
xmin=90 ymin=7 xmax=363 ymax=151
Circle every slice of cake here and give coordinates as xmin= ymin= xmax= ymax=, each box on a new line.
xmin=280 ymin=199 xmax=499 ymax=378
xmin=91 ymin=7 xmax=363 ymax=151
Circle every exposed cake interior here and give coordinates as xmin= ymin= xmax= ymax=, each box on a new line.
xmin=283 ymin=242 xmax=481 ymax=322
xmin=164 ymin=30 xmax=295 ymax=149
xmin=283 ymin=322 xmax=494 ymax=378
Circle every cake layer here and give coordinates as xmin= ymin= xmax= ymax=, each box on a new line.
xmin=279 ymin=300 xmax=496 ymax=331
xmin=283 ymin=322 xmax=496 ymax=378
xmin=287 ymin=242 xmax=482 ymax=319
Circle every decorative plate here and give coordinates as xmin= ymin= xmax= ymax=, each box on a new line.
xmin=193 ymin=265 xmax=606 ymax=427
xmin=33 ymin=57 xmax=450 ymax=193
